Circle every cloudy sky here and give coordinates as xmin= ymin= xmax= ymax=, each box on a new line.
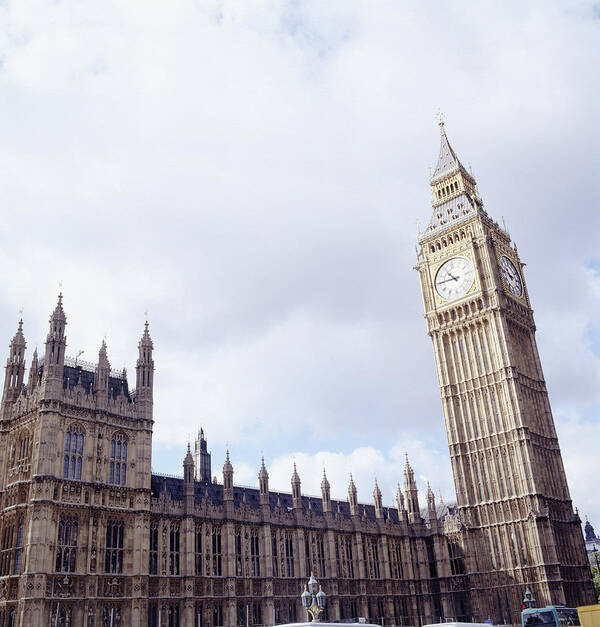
xmin=1 ymin=1 xmax=599 ymax=524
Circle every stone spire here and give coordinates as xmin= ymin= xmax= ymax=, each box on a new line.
xmin=184 ymin=443 xmax=195 ymax=511
xmin=404 ymin=454 xmax=420 ymax=523
xmin=426 ymin=481 xmax=436 ymax=519
xmin=135 ymin=320 xmax=154 ymax=420
xmin=194 ymin=427 xmax=212 ymax=482
xmin=41 ymin=294 xmax=67 ymax=400
xmin=421 ymin=115 xmax=483 ymax=240
xmin=374 ymin=478 xmax=384 ymax=520
xmin=321 ymin=468 xmax=331 ymax=513
xmin=94 ymin=340 xmax=110 ymax=406
xmin=27 ymin=347 xmax=39 ymax=394
xmin=259 ymin=457 xmax=269 ymax=507
xmin=223 ymin=449 xmax=234 ymax=503
xmin=396 ymin=482 xmax=406 ymax=516
xmin=291 ymin=463 xmax=302 ymax=510
xmin=348 ymin=474 xmax=358 ymax=517
xmin=2 ymin=319 xmax=27 ymax=409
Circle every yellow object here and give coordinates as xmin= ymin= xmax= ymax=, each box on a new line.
xmin=578 ymin=605 xmax=600 ymax=627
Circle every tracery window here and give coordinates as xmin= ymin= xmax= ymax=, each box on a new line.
xmin=195 ymin=524 xmax=202 ymax=576
xmin=448 ymin=536 xmax=465 ymax=575
xmin=9 ymin=431 xmax=31 ymax=477
xmin=316 ymin=535 xmax=325 ymax=578
xmin=56 ymin=515 xmax=78 ymax=573
xmin=345 ymin=536 xmax=355 ymax=578
xmin=169 ymin=523 xmax=180 ymax=575
xmin=50 ymin=604 xmax=71 ymax=627
xmin=102 ymin=606 xmax=121 ymax=626
xmin=366 ymin=537 xmax=381 ymax=579
xmin=105 ymin=519 xmax=124 ymax=574
xmin=284 ymin=532 xmax=295 ymax=577
xmin=235 ymin=527 xmax=243 ymax=576
xmin=0 ymin=521 xmax=13 ymax=576
xmin=63 ymin=424 xmax=84 ymax=480
xmin=149 ymin=520 xmax=158 ymax=575
xmin=212 ymin=526 xmax=222 ymax=576
xmin=13 ymin=517 xmax=23 ymax=575
xmin=389 ymin=539 xmax=404 ymax=579
xmin=109 ymin=433 xmax=127 ymax=486
xmin=250 ymin=529 xmax=260 ymax=577
xmin=272 ymin=535 xmax=279 ymax=577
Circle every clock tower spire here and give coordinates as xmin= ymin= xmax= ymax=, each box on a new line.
xmin=416 ymin=120 xmax=595 ymax=622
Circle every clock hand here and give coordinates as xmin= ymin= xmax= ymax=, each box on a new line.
xmin=438 ymin=277 xmax=460 ymax=284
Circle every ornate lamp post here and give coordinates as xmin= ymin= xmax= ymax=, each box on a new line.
xmin=301 ymin=573 xmax=327 ymax=622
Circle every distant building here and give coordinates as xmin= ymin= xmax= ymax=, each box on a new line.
xmin=584 ymin=520 xmax=600 ymax=558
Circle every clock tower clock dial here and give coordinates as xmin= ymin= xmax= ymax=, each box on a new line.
xmin=415 ymin=119 xmax=595 ymax=619
xmin=434 ymin=256 xmax=474 ymax=300
xmin=499 ymin=254 xmax=523 ymax=297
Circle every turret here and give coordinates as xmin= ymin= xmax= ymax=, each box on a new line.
xmin=184 ymin=443 xmax=195 ymax=512
xmin=135 ymin=321 xmax=154 ymax=420
xmin=291 ymin=463 xmax=302 ymax=511
xmin=426 ymin=481 xmax=436 ymax=520
xmin=41 ymin=294 xmax=67 ymax=400
xmin=2 ymin=319 xmax=26 ymax=412
xmin=223 ymin=450 xmax=234 ymax=502
xmin=348 ymin=474 xmax=358 ymax=517
xmin=194 ymin=427 xmax=212 ymax=482
xmin=27 ymin=348 xmax=39 ymax=394
xmin=94 ymin=340 xmax=110 ymax=408
xmin=259 ymin=457 xmax=269 ymax=507
xmin=321 ymin=469 xmax=331 ymax=514
xmin=396 ymin=483 xmax=406 ymax=519
xmin=404 ymin=454 xmax=420 ymax=523
xmin=374 ymin=478 xmax=384 ymax=520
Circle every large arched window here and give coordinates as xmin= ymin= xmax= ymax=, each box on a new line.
xmin=63 ymin=425 xmax=84 ymax=480
xmin=56 ymin=514 xmax=78 ymax=573
xmin=109 ymin=433 xmax=127 ymax=486
xmin=105 ymin=519 xmax=124 ymax=574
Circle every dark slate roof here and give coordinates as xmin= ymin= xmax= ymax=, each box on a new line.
xmin=35 ymin=358 xmax=131 ymax=401
xmin=150 ymin=473 xmax=406 ymax=522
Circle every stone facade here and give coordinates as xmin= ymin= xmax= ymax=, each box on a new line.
xmin=414 ymin=119 xmax=596 ymax=623
xmin=0 ymin=297 xmax=472 ymax=627
xmin=0 ymin=126 xmax=593 ymax=627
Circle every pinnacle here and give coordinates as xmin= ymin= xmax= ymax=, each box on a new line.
xmin=49 ymin=292 xmax=67 ymax=324
xmin=259 ymin=456 xmax=268 ymax=479
xmin=292 ymin=462 xmax=300 ymax=483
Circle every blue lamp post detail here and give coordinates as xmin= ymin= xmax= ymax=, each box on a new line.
xmin=301 ymin=573 xmax=327 ymax=622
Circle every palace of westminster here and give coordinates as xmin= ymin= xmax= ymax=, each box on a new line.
xmin=0 ymin=124 xmax=595 ymax=626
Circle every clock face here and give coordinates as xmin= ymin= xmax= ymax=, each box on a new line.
xmin=500 ymin=255 xmax=523 ymax=297
xmin=435 ymin=257 xmax=475 ymax=301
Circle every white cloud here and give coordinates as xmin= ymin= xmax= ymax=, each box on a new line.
xmin=0 ymin=1 xmax=599 ymax=526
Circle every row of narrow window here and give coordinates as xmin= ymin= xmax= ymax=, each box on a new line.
xmin=149 ymin=525 xmax=420 ymax=581
xmin=63 ymin=426 xmax=127 ymax=486
xmin=0 ymin=515 xmax=463 ymax=587
xmin=437 ymin=180 xmax=459 ymax=200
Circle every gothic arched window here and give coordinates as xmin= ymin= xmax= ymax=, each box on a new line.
xmin=105 ymin=519 xmax=124 ymax=574
xmin=109 ymin=433 xmax=127 ymax=486
xmin=56 ymin=514 xmax=78 ymax=573
xmin=63 ymin=425 xmax=84 ymax=480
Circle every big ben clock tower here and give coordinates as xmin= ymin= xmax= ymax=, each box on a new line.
xmin=416 ymin=117 xmax=595 ymax=622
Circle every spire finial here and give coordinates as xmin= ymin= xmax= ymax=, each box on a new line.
xmin=437 ymin=108 xmax=445 ymax=129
